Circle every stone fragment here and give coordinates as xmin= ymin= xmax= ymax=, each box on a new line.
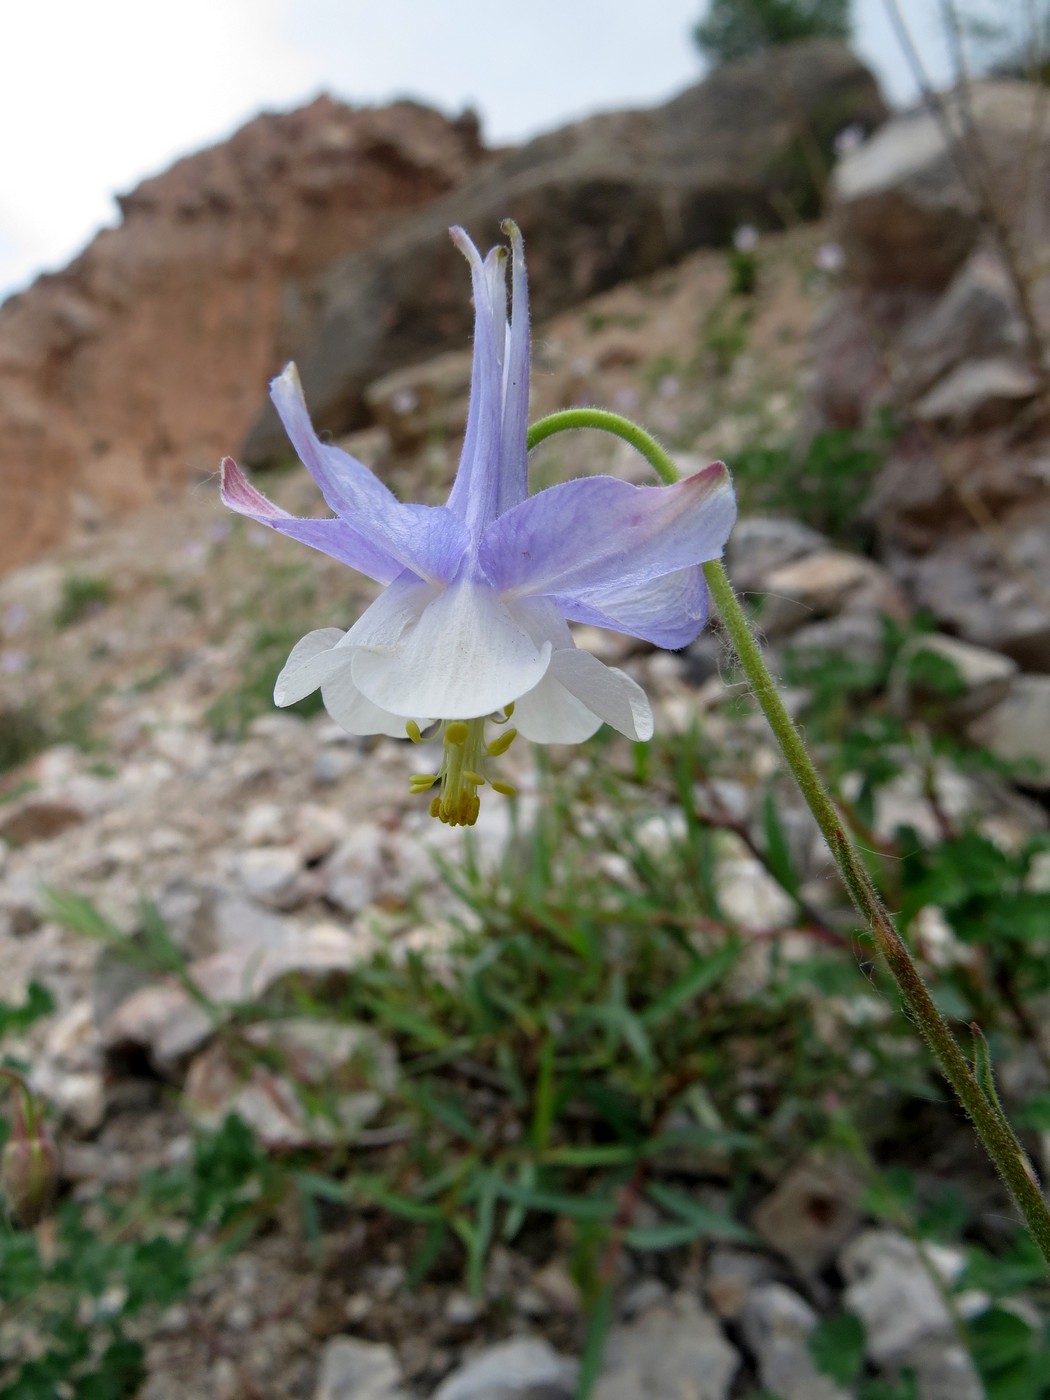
xmin=232 ymin=846 xmax=304 ymax=909
xmin=891 ymin=633 xmax=1018 ymax=725
xmin=783 ymin=613 xmax=887 ymax=669
xmin=432 ymin=1337 xmax=578 ymax=1400
xmin=840 ymin=1229 xmax=983 ymax=1368
xmin=325 ymin=824 xmax=385 ymax=914
xmin=833 ymin=80 xmax=1049 ymax=290
xmin=752 ymin=1157 xmax=863 ymax=1276
xmin=760 ymin=550 xmax=907 ymax=639
xmin=724 ymin=516 xmax=829 ymax=595
xmin=970 ymin=676 xmax=1050 ymax=790
xmin=739 ymin=1283 xmax=850 ymax=1400
xmin=313 ymin=1337 xmax=408 ymax=1400
xmin=914 ymin=356 xmax=1040 ymax=433
xmin=102 ymin=922 xmax=370 ymax=1074
xmin=0 ymin=797 xmax=85 ymax=846
xmin=901 ymin=506 xmax=1050 ymax=671
xmin=185 ymin=1019 xmax=396 ymax=1148
xmin=898 ymin=248 xmax=1025 ymax=395
xmin=705 ymin=1247 xmax=776 ymax=1320
xmin=593 ymin=1293 xmax=739 ymax=1400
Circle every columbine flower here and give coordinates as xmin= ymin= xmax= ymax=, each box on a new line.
xmin=220 ymin=222 xmax=736 ymax=825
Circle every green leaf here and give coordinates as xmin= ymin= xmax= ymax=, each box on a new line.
xmin=412 ymin=1082 xmax=484 ymax=1147
xmin=531 ymin=1035 xmax=556 ymax=1152
xmin=640 ymin=942 xmax=739 ymax=1028
xmin=493 ymin=1178 xmax=616 ymax=1223
xmin=968 ymin=1307 xmax=1041 ymax=1388
xmin=0 ymin=982 xmax=54 ymax=1037
xmin=762 ymin=790 xmax=800 ymax=900
xmin=352 ymin=1176 xmax=445 ymax=1224
xmin=577 ymin=1284 xmax=615 ymax=1400
xmin=645 ymin=1182 xmax=755 ymax=1243
xmin=809 ymin=1312 xmax=865 ymax=1384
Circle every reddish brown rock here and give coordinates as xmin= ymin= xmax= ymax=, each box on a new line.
xmin=0 ymin=96 xmax=485 ymax=574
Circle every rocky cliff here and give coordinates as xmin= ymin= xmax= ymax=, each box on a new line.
xmin=0 ymin=96 xmax=485 ymax=573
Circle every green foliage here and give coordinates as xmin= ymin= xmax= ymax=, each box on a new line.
xmin=0 ymin=1110 xmax=280 ymax=1399
xmin=53 ymin=575 xmax=112 ymax=628
xmin=21 ymin=616 xmax=1050 ymax=1388
xmin=205 ymin=619 xmax=325 ymax=735
xmin=0 ymin=707 xmax=50 ymax=775
xmin=731 ymin=414 xmax=894 ymax=541
xmin=204 ymin=561 xmax=326 ymax=736
xmin=810 ymin=1311 xmax=866 ymax=1384
xmin=728 ymin=247 xmax=759 ymax=296
xmin=0 ymin=984 xmax=54 ymax=1039
xmin=693 ymin=0 xmax=852 ymax=66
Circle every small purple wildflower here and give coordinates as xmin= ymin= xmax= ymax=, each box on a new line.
xmin=833 ymin=124 xmax=865 ymax=157
xmin=814 ymin=242 xmax=846 ymax=275
xmin=221 ymin=223 xmax=736 ymax=824
xmin=732 ymin=225 xmax=759 ymax=253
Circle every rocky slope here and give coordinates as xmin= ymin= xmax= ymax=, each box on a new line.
xmin=0 ymin=39 xmax=884 ymax=574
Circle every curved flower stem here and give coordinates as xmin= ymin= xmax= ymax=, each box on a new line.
xmin=527 ymin=409 xmax=1050 ymax=1268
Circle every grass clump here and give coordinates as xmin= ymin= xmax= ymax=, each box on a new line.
xmin=53 ymin=574 xmax=112 ymax=628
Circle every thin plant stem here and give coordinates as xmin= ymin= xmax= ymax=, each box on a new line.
xmin=527 ymin=408 xmax=1050 ymax=1268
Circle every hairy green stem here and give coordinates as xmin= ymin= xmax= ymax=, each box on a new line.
xmin=527 ymin=409 xmax=1050 ymax=1267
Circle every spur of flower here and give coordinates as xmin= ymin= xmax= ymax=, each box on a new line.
xmin=220 ymin=221 xmax=736 ymax=825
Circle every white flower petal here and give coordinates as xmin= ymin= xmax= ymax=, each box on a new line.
xmin=512 ymin=670 xmax=604 ymax=744
xmin=351 ymin=579 xmax=552 ymax=719
xmin=547 ymin=648 xmax=654 ymax=741
xmin=274 ymin=628 xmax=349 ymax=706
xmin=321 ymin=668 xmax=425 ymax=738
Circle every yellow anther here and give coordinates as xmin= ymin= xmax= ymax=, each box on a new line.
xmin=491 ymin=780 xmax=517 ymax=798
xmin=410 ymin=715 xmax=517 ymax=824
xmin=504 ymin=702 xmax=515 ymax=718
xmin=486 ymin=727 xmax=517 ymax=757
xmin=406 ymin=721 xmax=423 ymax=743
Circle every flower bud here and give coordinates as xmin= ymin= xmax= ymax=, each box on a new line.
xmin=1 ymin=1085 xmax=59 ymax=1227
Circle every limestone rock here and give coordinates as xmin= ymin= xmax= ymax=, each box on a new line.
xmin=244 ymin=41 xmax=884 ymax=463
xmin=898 ymin=248 xmax=1026 ymax=396
xmin=840 ymin=1229 xmax=984 ymax=1398
xmin=891 ymin=632 xmax=1018 ymax=725
xmin=914 ymin=356 xmax=1041 ymax=433
xmin=752 ymin=1157 xmax=863 ymax=1276
xmin=759 ymin=550 xmax=908 ymax=639
xmin=971 ymin=675 xmax=1050 ymax=789
xmin=833 ymin=80 xmax=1050 ymax=290
xmin=102 ymin=921 xmax=372 ymax=1074
xmin=313 ymin=1337 xmax=408 ymax=1400
xmin=725 ymin=516 xmax=829 ymax=595
xmin=594 ymin=1292 xmax=739 ymax=1400
xmin=432 ymin=1336 xmax=578 ymax=1400
xmin=363 ymin=348 xmax=474 ymax=452
xmin=185 ymin=1018 xmax=397 ymax=1148
xmin=739 ymin=1283 xmax=850 ymax=1400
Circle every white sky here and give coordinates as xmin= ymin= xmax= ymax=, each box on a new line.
xmin=0 ymin=1 xmax=998 ymax=301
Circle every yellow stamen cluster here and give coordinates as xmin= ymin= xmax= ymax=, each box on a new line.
xmin=407 ymin=707 xmax=518 ymax=826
